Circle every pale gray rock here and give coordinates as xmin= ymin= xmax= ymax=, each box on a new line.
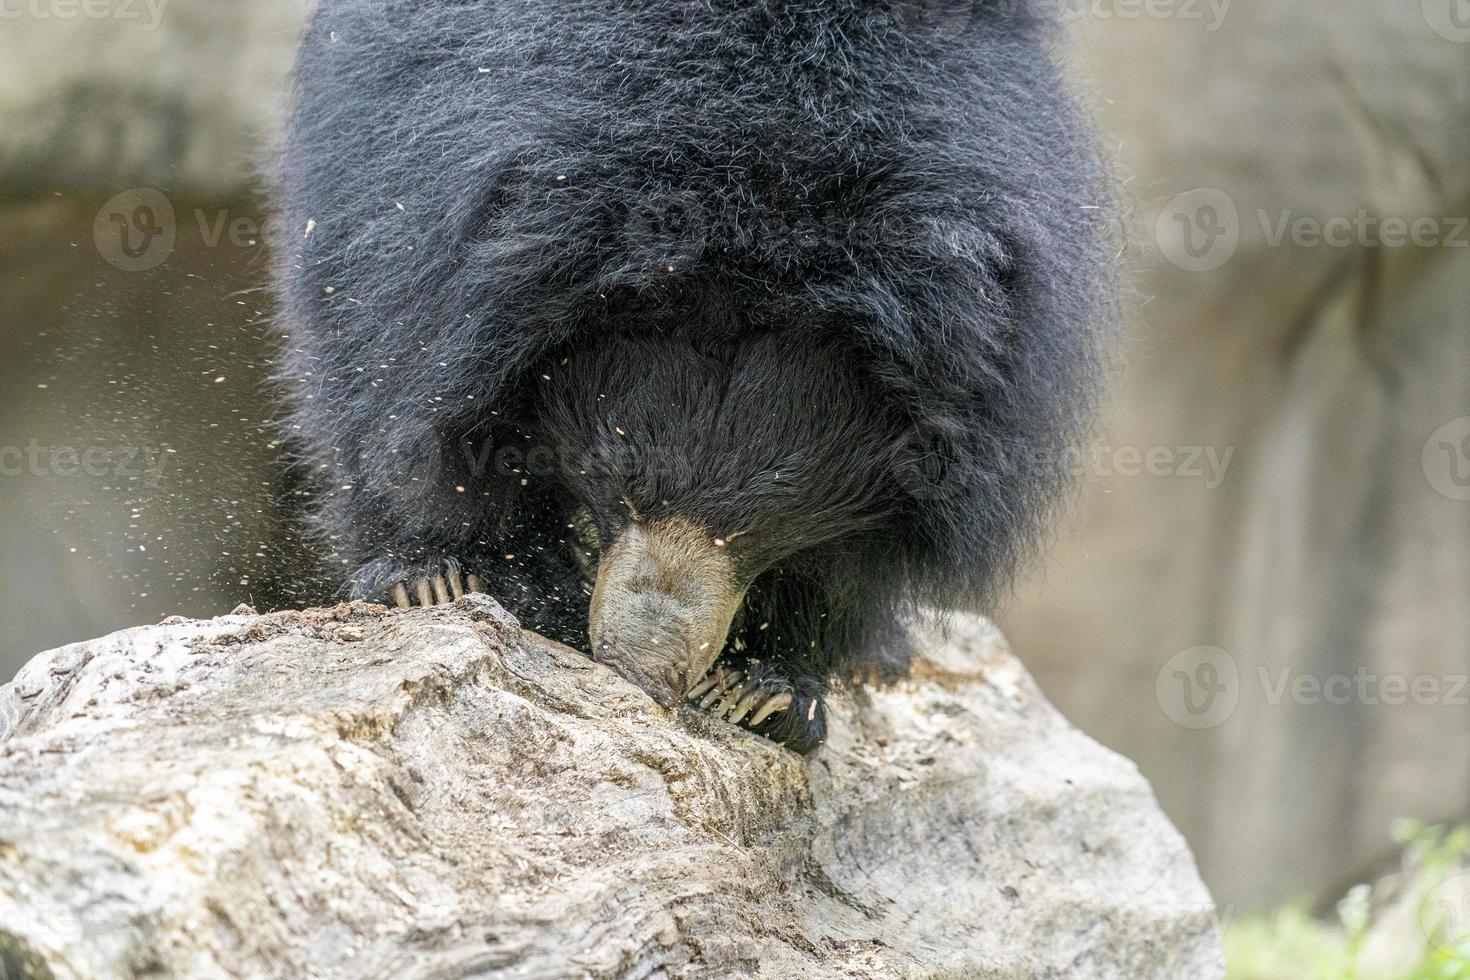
xmin=0 ymin=597 xmax=1222 ymax=979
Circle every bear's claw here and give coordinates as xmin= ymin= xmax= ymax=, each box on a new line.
xmin=388 ymin=557 xmax=485 ymax=609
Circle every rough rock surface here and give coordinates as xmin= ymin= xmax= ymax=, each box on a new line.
xmin=0 ymin=596 xmax=1222 ymax=979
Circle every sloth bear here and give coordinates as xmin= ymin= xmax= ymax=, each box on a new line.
xmin=275 ymin=0 xmax=1112 ymax=754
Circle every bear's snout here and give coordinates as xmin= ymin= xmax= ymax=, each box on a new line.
xmin=586 ymin=517 xmax=744 ymax=708
xmin=590 ymin=597 xmax=699 ymax=707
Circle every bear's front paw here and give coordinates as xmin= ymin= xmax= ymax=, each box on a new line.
xmin=353 ymin=556 xmax=486 ymax=609
xmin=684 ymin=660 xmax=827 ymax=756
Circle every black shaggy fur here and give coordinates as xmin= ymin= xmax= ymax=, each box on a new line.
xmin=274 ymin=0 xmax=1113 ymax=751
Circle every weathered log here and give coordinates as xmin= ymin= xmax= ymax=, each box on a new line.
xmin=0 ymin=596 xmax=1223 ymax=979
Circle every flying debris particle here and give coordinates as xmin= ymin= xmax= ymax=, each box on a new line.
xmin=713 ymin=538 xmax=727 ymax=548
xmin=304 ymin=218 xmax=316 ymax=238
xmin=455 ymin=485 xmax=466 ymax=493
xmin=614 ymin=427 xmax=626 ymax=437
xmin=214 ymin=377 xmax=226 ymax=383
xmin=324 ymin=286 xmax=335 ymax=295
xmin=395 ymin=201 xmax=405 ymax=210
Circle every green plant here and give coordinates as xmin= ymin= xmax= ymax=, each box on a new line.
xmin=1225 ymin=823 xmax=1470 ymax=980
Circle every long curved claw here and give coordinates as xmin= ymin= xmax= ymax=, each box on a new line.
xmin=686 ymin=673 xmax=722 ymax=700
xmin=445 ymin=558 xmax=465 ymax=599
xmin=698 ymin=670 xmax=744 ymax=710
xmin=748 ymin=692 xmax=793 ymax=727
xmin=725 ymin=689 xmax=766 ymax=725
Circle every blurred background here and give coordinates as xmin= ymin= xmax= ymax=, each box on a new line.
xmin=1 ymin=0 xmax=1468 ymax=971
